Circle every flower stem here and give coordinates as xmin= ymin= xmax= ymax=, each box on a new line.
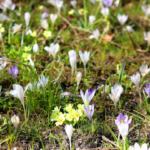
xmin=23 ymin=105 xmax=27 ymax=121
xmin=91 ymin=119 xmax=94 ymax=135
xmin=69 ymin=139 xmax=72 ymax=150
xmin=124 ymin=138 xmax=126 ymax=150
xmin=84 ymin=65 xmax=86 ymax=76
xmin=137 ymin=87 xmax=141 ymax=105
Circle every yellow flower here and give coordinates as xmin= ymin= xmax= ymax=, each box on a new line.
xmin=66 ymin=113 xmax=73 ymax=121
xmin=39 ymin=5 xmax=44 ymax=10
xmin=68 ymin=9 xmax=74 ymax=15
xmin=65 ymin=104 xmax=74 ymax=114
xmin=24 ymin=46 xmax=31 ymax=52
xmin=72 ymin=110 xmax=80 ymax=121
xmin=43 ymin=31 xmax=52 ymax=38
xmin=55 ymin=113 xmax=65 ymax=126
xmin=32 ymin=31 xmax=37 ymax=37
xmin=22 ymin=53 xmax=31 ymax=61
xmin=77 ymin=104 xmax=84 ymax=111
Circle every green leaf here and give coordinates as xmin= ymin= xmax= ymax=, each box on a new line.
xmin=50 ymin=133 xmax=58 ymax=140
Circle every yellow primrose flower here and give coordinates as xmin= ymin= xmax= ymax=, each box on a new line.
xmin=72 ymin=110 xmax=80 ymax=121
xmin=24 ymin=46 xmax=31 ymax=52
xmin=68 ymin=9 xmax=75 ymax=15
xmin=65 ymin=113 xmax=73 ymax=121
xmin=43 ymin=31 xmax=52 ymax=38
xmin=51 ymin=106 xmax=61 ymax=121
xmin=77 ymin=104 xmax=84 ymax=111
xmin=32 ymin=31 xmax=37 ymax=37
xmin=39 ymin=5 xmax=44 ymax=10
xmin=78 ymin=8 xmax=88 ymax=15
xmin=0 ymin=24 xmax=5 ymax=33
xmin=22 ymin=53 xmax=31 ymax=61
xmin=65 ymin=104 xmax=74 ymax=114
xmin=55 ymin=113 xmax=65 ymax=126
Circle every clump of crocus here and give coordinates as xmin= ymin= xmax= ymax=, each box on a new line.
xmin=109 ymin=84 xmax=123 ymax=107
xmin=102 ymin=0 xmax=113 ymax=7
xmin=141 ymin=6 xmax=150 ymax=17
xmin=144 ymin=83 xmax=150 ymax=98
xmin=44 ymin=43 xmax=59 ymax=59
xmin=117 ymin=14 xmax=128 ymax=26
xmin=11 ymin=115 xmax=20 ymax=128
xmin=79 ymin=50 xmax=90 ymax=75
xmin=89 ymin=29 xmax=100 ymax=41
xmin=140 ymin=65 xmax=150 ymax=77
xmin=68 ymin=50 xmax=76 ymax=74
xmin=115 ymin=113 xmax=132 ymax=126
xmin=65 ymin=124 xmax=73 ymax=150
xmin=144 ymin=32 xmax=150 ymax=46
xmin=40 ymin=19 xmax=49 ymax=30
xmin=50 ymin=14 xmax=58 ymax=24
xmin=24 ymin=12 xmax=31 ymax=30
xmin=129 ymin=143 xmax=150 ymax=150
xmin=9 ymin=65 xmax=19 ymax=80
xmin=80 ymin=89 xmax=96 ymax=106
xmin=89 ymin=15 xmax=95 ymax=25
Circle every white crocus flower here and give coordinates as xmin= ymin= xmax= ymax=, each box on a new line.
xmin=64 ymin=124 xmax=73 ymax=150
xmin=40 ymin=19 xmax=49 ymax=30
xmin=0 ymin=13 xmax=10 ymax=21
xmin=76 ymin=72 xmax=82 ymax=88
xmin=9 ymin=84 xmax=25 ymax=107
xmin=68 ymin=50 xmax=76 ymax=74
xmin=109 ymin=84 xmax=123 ymax=106
xmin=55 ymin=0 xmax=63 ymax=12
xmin=79 ymin=50 xmax=90 ymax=68
xmin=89 ymin=15 xmax=95 ymax=24
xmin=114 ymin=0 xmax=120 ymax=7
xmin=80 ymin=89 xmax=96 ymax=106
xmin=33 ymin=43 xmax=39 ymax=53
xmin=144 ymin=32 xmax=150 ymax=46
xmin=24 ymin=12 xmax=31 ymax=29
xmin=129 ymin=143 xmax=150 ymax=150
xmin=12 ymin=24 xmax=22 ymax=34
xmin=124 ymin=25 xmax=134 ymax=33
xmin=131 ymin=72 xmax=140 ymax=90
xmin=11 ymin=115 xmax=20 ymax=128
xmin=101 ymin=7 xmax=109 ymax=16
xmin=0 ymin=33 xmax=2 ymax=42
xmin=70 ymin=0 xmax=77 ymax=8
xmin=50 ymin=14 xmax=58 ymax=24
xmin=118 ymin=123 xmax=129 ymax=141
xmin=117 ymin=14 xmax=128 ymax=26
xmin=89 ymin=0 xmax=96 ymax=4
xmin=44 ymin=43 xmax=59 ymax=58
xmin=141 ymin=6 xmax=150 ymax=17
xmin=0 ymin=57 xmax=7 ymax=70
xmin=140 ymin=65 xmax=150 ymax=77
xmin=38 ymin=73 xmax=49 ymax=89
xmin=89 ymin=29 xmax=100 ymax=41
xmin=1 ymin=0 xmax=16 ymax=11
xmin=26 ymin=29 xmax=32 ymax=35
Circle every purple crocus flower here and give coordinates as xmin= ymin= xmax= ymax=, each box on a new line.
xmin=88 ymin=88 xmax=94 ymax=96
xmin=115 ymin=113 xmax=132 ymax=126
xmin=84 ymin=104 xmax=94 ymax=122
xmin=103 ymin=0 xmax=113 ymax=7
xmin=9 ymin=65 xmax=19 ymax=80
xmin=144 ymin=83 xmax=150 ymax=97
xmin=41 ymin=12 xmax=49 ymax=19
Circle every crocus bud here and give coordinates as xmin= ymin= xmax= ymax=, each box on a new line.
xmin=117 ymin=14 xmax=128 ymax=26
xmin=40 ymin=19 xmax=49 ymax=30
xmin=70 ymin=0 xmax=77 ymax=8
xmin=101 ymin=7 xmax=109 ymax=16
xmin=144 ymin=32 xmax=150 ymax=46
xmin=79 ymin=50 xmax=90 ymax=68
xmin=68 ymin=50 xmax=76 ymax=74
xmin=89 ymin=29 xmax=100 ymax=41
xmin=9 ymin=65 xmax=19 ymax=80
xmin=33 ymin=43 xmax=39 ymax=53
xmin=64 ymin=124 xmax=73 ymax=150
xmin=89 ymin=15 xmax=95 ymax=24
xmin=50 ymin=14 xmax=58 ymax=24
xmin=76 ymin=72 xmax=82 ymax=88
xmin=118 ymin=123 xmax=129 ymax=141
xmin=55 ymin=0 xmax=63 ymax=12
xmin=11 ymin=115 xmax=20 ymax=128
xmin=12 ymin=24 xmax=22 ymax=34
xmin=131 ymin=72 xmax=140 ymax=90
xmin=24 ymin=12 xmax=31 ymax=29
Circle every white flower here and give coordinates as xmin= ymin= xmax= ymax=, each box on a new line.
xmin=89 ymin=0 xmax=96 ymax=4
xmin=129 ymin=143 xmax=150 ymax=150
xmin=68 ymin=50 xmax=76 ymax=74
xmin=38 ymin=73 xmax=49 ymax=89
xmin=89 ymin=29 xmax=100 ymax=40
xmin=1 ymin=0 xmax=15 ymax=11
xmin=140 ymin=65 xmax=150 ymax=77
xmin=44 ymin=43 xmax=59 ymax=58
xmin=24 ymin=12 xmax=31 ymax=28
xmin=12 ymin=24 xmax=22 ymax=34
xmin=64 ymin=124 xmax=73 ymax=150
xmin=26 ymin=29 xmax=32 ymax=35
xmin=9 ymin=84 xmax=25 ymax=107
xmin=0 ymin=57 xmax=7 ymax=70
xmin=33 ymin=43 xmax=39 ymax=53
xmin=109 ymin=84 xmax=123 ymax=106
xmin=144 ymin=32 xmax=150 ymax=46
xmin=24 ymin=82 xmax=40 ymax=93
xmin=0 ymin=33 xmax=2 ymax=42
xmin=117 ymin=14 xmax=128 ymax=25
xmin=50 ymin=14 xmax=58 ymax=24
xmin=76 ymin=72 xmax=82 ymax=88
xmin=79 ymin=50 xmax=90 ymax=67
xmin=55 ymin=0 xmax=63 ymax=11
xmin=124 ymin=25 xmax=134 ymax=33
xmin=114 ymin=0 xmax=120 ymax=7
xmin=101 ymin=7 xmax=109 ymax=16
xmin=89 ymin=15 xmax=95 ymax=24
xmin=118 ymin=123 xmax=128 ymax=141
xmin=70 ymin=0 xmax=77 ymax=8
xmin=97 ymin=84 xmax=109 ymax=93
xmin=131 ymin=72 xmax=140 ymax=90
xmin=80 ymin=89 xmax=96 ymax=106
xmin=40 ymin=19 xmax=49 ymax=30
xmin=27 ymin=55 xmax=35 ymax=67
xmin=0 ymin=13 xmax=10 ymax=21
xmin=141 ymin=6 xmax=150 ymax=17
xmin=11 ymin=115 xmax=20 ymax=128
